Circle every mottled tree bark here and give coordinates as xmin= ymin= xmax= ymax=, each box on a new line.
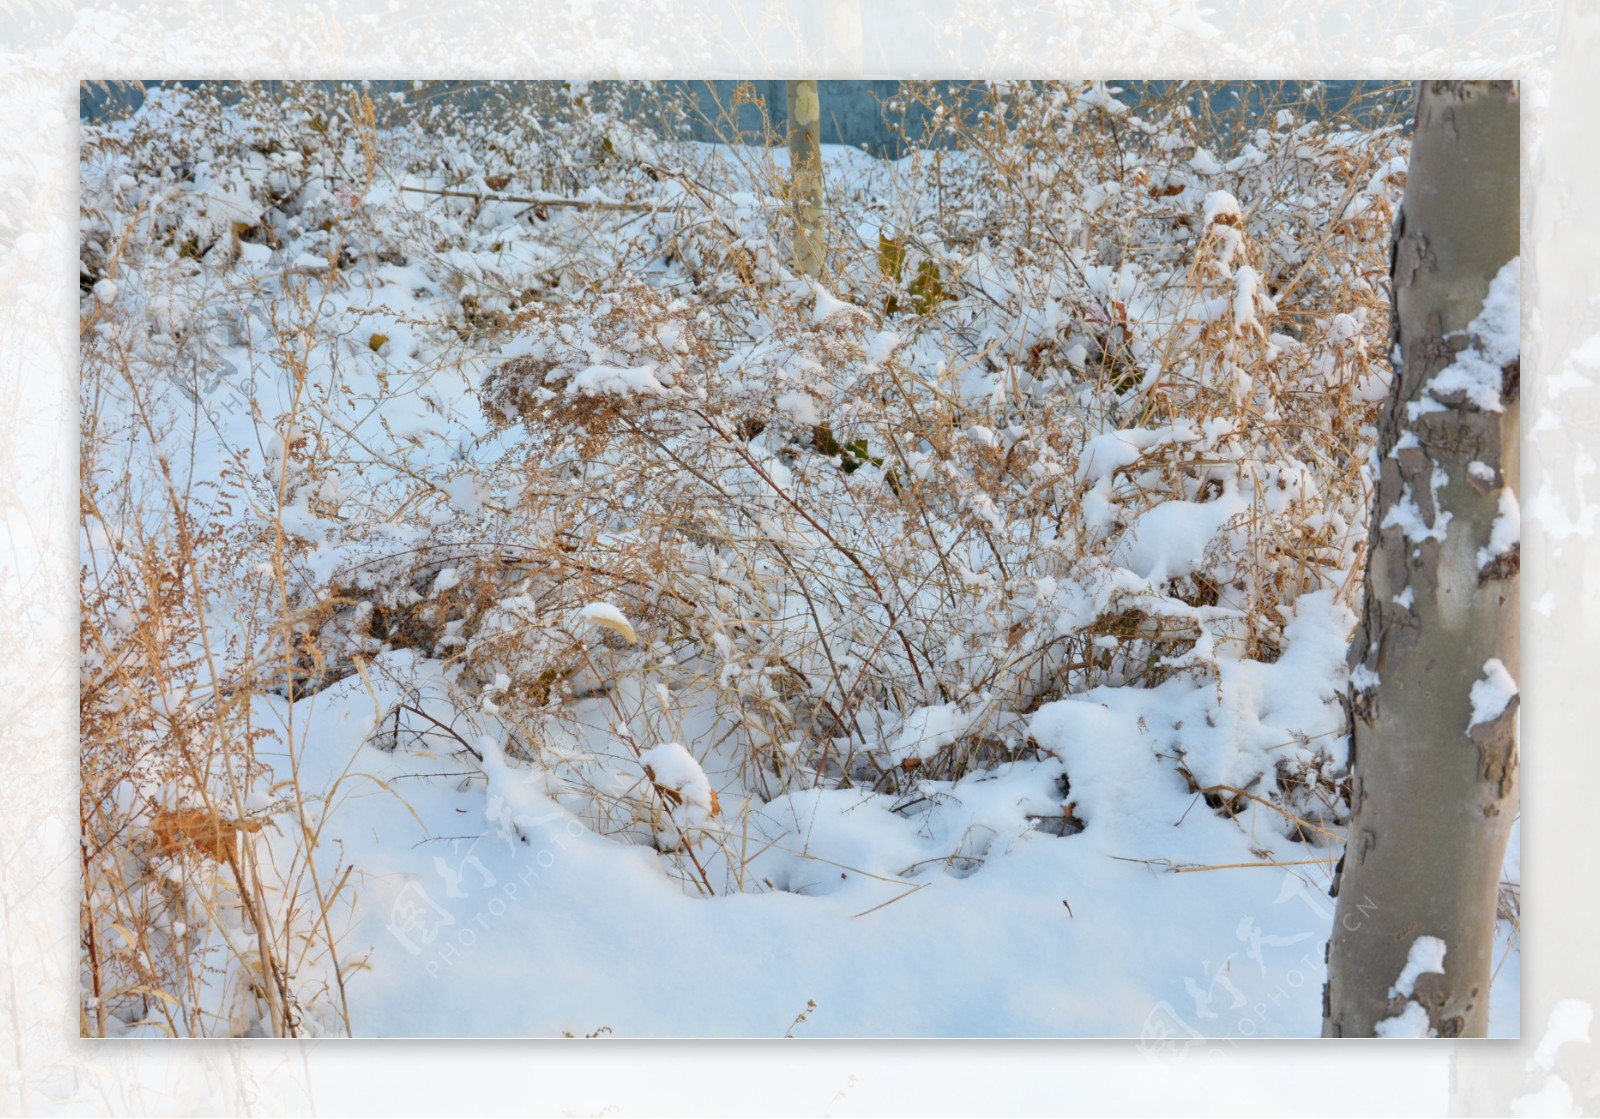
xmin=1453 ymin=9 xmax=1600 ymax=1104
xmin=786 ymin=80 xmax=824 ymax=279
xmin=1324 ymin=81 xmax=1521 ymax=1039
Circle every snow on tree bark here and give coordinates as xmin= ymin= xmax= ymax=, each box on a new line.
xmin=786 ymin=80 xmax=824 ymax=279
xmin=1324 ymin=81 xmax=1520 ymax=1039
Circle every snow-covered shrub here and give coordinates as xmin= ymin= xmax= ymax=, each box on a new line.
xmin=81 ymin=81 xmax=1410 ymax=1033
xmin=457 ymin=82 xmax=1404 ymax=833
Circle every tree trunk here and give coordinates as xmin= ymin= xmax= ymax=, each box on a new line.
xmin=786 ymin=80 xmax=824 ymax=279
xmin=1324 ymin=81 xmax=1521 ymax=1039
xmin=1452 ymin=8 xmax=1600 ymax=1102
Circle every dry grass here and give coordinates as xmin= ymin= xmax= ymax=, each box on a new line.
xmin=79 ymin=79 xmax=1408 ymax=1031
xmin=458 ymin=80 xmax=1402 ymax=835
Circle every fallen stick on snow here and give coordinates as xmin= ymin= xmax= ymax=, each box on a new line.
xmin=399 ymin=185 xmax=653 ymax=212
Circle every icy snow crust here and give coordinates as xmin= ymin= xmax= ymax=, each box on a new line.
xmin=78 ymin=82 xmax=1518 ymax=1037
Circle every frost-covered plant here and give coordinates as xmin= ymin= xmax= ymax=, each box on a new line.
xmin=81 ymin=80 xmax=1407 ymax=961
xmin=462 ymin=81 xmax=1404 ymax=820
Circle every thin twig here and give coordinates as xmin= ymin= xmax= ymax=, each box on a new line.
xmin=399 ymin=185 xmax=653 ymax=212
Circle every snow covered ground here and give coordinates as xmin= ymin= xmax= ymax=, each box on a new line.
xmin=77 ymin=81 xmax=1518 ymax=1038
xmin=295 ymin=638 xmax=1338 ymax=1037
